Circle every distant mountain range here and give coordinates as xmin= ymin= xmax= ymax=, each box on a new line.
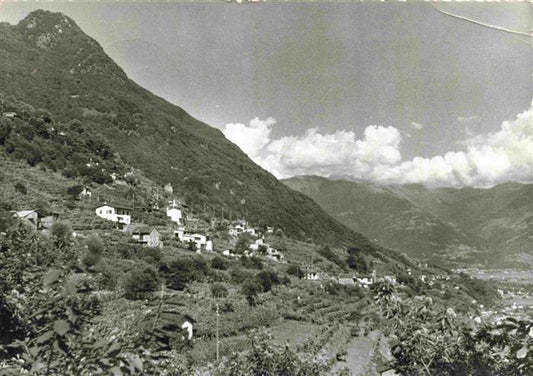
xmin=283 ymin=175 xmax=532 ymax=268
xmin=0 ymin=10 xmax=396 ymax=258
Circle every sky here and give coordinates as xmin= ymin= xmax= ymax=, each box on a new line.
xmin=1 ymin=1 xmax=532 ymax=187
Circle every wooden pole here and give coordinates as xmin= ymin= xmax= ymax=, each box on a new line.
xmin=216 ymin=302 xmax=220 ymax=361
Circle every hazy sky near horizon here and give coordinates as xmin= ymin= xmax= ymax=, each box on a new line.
xmin=1 ymin=2 xmax=531 ymax=186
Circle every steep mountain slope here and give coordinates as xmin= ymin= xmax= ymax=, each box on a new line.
xmin=0 ymin=10 xmax=373 ymax=249
xmin=283 ymin=176 xmax=532 ymax=268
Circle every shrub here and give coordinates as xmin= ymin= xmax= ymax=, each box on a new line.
xmin=287 ymin=264 xmax=304 ymax=278
xmin=219 ymin=301 xmax=234 ymax=313
xmin=241 ymin=280 xmax=262 ymax=306
xmin=230 ymin=268 xmax=254 ymax=284
xmin=240 ymin=256 xmax=264 ymax=270
xmin=124 ymin=172 xmax=139 ymax=186
xmin=319 ymin=247 xmax=345 ymax=269
xmin=234 ymin=233 xmax=254 ymax=254
xmin=124 ymin=265 xmax=160 ymax=300
xmin=66 ymin=185 xmax=83 ymax=199
xmin=256 ymin=270 xmax=280 ymax=292
xmin=62 ymin=167 xmax=76 ymax=178
xmin=211 ymin=283 xmax=229 ymax=298
xmin=50 ymin=221 xmax=73 ymax=249
xmin=14 ymin=181 xmax=27 ymax=195
xmin=139 ymin=247 xmax=162 ymax=265
xmin=82 ymin=251 xmax=101 ymax=268
xmin=346 ymin=252 xmax=368 ymax=273
xmin=211 ymin=256 xmax=228 ymax=270
xmin=159 ymin=256 xmax=209 ymax=290
xmin=85 ymin=234 xmax=104 ymax=256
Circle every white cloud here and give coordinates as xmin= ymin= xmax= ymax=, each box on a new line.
xmin=222 ymin=117 xmax=275 ymax=159
xmin=223 ymin=107 xmax=533 ymax=187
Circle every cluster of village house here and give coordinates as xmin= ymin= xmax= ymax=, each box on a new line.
xmin=92 ymin=200 xmax=284 ymax=261
xmin=304 ymin=269 xmax=396 ymax=289
xmin=14 ymin=181 xmax=284 ymax=263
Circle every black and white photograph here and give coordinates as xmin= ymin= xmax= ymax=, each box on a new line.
xmin=0 ymin=1 xmax=531 ymax=374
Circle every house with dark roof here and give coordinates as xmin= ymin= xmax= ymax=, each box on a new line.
xmin=131 ymin=226 xmax=161 ymax=248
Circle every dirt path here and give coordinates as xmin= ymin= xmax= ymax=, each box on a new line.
xmin=329 ymin=330 xmax=381 ymax=376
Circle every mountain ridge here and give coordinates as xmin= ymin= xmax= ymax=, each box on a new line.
xmin=283 ymin=175 xmax=532 ymax=268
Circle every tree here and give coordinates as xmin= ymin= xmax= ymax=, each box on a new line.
xmin=376 ymin=292 xmax=531 ymax=376
xmin=66 ymin=184 xmax=83 ymax=200
xmin=82 ymin=234 xmax=104 ymax=268
xmin=211 ymin=256 xmax=228 ymax=270
xmin=234 ymin=233 xmax=254 ymax=254
xmin=318 ymin=246 xmax=344 ymax=269
xmin=287 ymin=264 xmax=304 ymax=279
xmin=241 ymin=280 xmax=262 ymax=306
xmin=346 ymin=252 xmax=368 ymax=273
xmin=50 ymin=221 xmax=73 ymax=250
xmin=256 ymin=270 xmax=280 ymax=292
xmin=124 ymin=265 xmax=160 ymax=300
xmin=86 ymin=234 xmax=104 ymax=255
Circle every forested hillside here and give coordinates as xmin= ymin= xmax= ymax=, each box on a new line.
xmin=0 ymin=9 xmax=361 ymax=247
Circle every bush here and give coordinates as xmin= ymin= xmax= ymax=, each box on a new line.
xmin=50 ymin=221 xmax=72 ymax=249
xmin=256 ymin=270 xmax=280 ymax=292
xmin=66 ymin=185 xmax=83 ymax=199
xmin=14 ymin=181 xmax=27 ymax=195
xmin=85 ymin=234 xmax=104 ymax=256
xmin=124 ymin=265 xmax=160 ymax=300
xmin=346 ymin=252 xmax=368 ymax=273
xmin=287 ymin=264 xmax=304 ymax=278
xmin=82 ymin=251 xmax=101 ymax=268
xmin=62 ymin=167 xmax=76 ymax=178
xmin=234 ymin=233 xmax=254 ymax=254
xmin=230 ymin=268 xmax=254 ymax=284
xmin=242 ymin=280 xmax=262 ymax=306
xmin=139 ymin=247 xmax=162 ymax=265
xmin=318 ymin=246 xmax=345 ymax=269
xmin=240 ymin=256 xmax=264 ymax=270
xmin=211 ymin=256 xmax=228 ymax=270
xmin=159 ymin=256 xmax=209 ymax=290
xmin=211 ymin=283 xmax=229 ymax=298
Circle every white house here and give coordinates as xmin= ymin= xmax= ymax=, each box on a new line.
xmin=175 ymin=229 xmax=213 ymax=252
xmin=244 ymin=227 xmax=257 ymax=236
xmin=166 ymin=200 xmax=183 ymax=225
xmin=306 ymin=271 xmax=322 ymax=281
xmin=356 ymin=276 xmax=373 ymax=288
xmin=228 ymin=220 xmax=248 ymax=237
xmin=338 ymin=274 xmax=356 ymax=285
xmin=14 ymin=210 xmax=39 ymax=231
xmin=80 ymin=187 xmax=92 ymax=198
xmin=266 ymin=247 xmax=284 ymax=262
xmin=3 ymin=112 xmax=17 ymax=118
xmin=222 ymin=249 xmax=234 ymax=257
xmin=249 ymin=238 xmax=265 ymax=251
xmin=95 ymin=204 xmax=132 ymax=226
